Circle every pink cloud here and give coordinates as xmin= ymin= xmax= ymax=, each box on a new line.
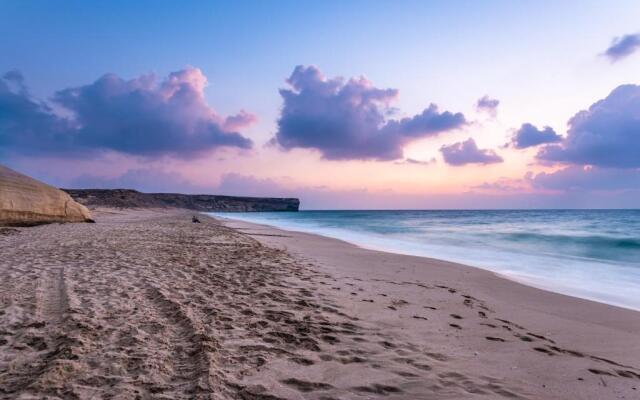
xmin=1 ymin=67 xmax=253 ymax=158
xmin=223 ymin=110 xmax=258 ymax=131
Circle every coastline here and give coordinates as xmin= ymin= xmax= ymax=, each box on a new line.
xmin=1 ymin=208 xmax=638 ymax=399
xmin=216 ymin=215 xmax=640 ymax=334
xmin=211 ymin=212 xmax=640 ymax=312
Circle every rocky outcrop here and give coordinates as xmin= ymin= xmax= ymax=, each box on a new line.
xmin=0 ymin=165 xmax=94 ymax=226
xmin=63 ymin=189 xmax=300 ymax=212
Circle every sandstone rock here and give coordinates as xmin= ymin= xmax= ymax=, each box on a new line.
xmin=0 ymin=165 xmax=93 ymax=226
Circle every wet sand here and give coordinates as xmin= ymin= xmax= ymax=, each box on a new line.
xmin=1 ymin=209 xmax=639 ymax=399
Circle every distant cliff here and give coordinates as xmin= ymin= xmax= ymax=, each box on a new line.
xmin=63 ymin=189 xmax=300 ymax=212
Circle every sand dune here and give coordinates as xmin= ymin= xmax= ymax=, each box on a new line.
xmin=0 ymin=209 xmax=638 ymax=399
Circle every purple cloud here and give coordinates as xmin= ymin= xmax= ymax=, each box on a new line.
xmin=530 ymin=166 xmax=640 ymax=191
xmin=510 ymin=123 xmax=562 ymax=149
xmin=476 ymin=95 xmax=499 ymax=116
xmin=223 ymin=110 xmax=257 ymax=131
xmin=0 ymin=68 xmax=253 ymax=158
xmin=0 ymin=72 xmax=73 ymax=155
xmin=471 ymin=176 xmax=528 ymax=193
xmin=3 ymin=70 xmax=26 ymax=90
xmin=604 ymin=33 xmax=640 ymax=62
xmin=394 ymin=157 xmax=436 ymax=165
xmin=273 ymin=65 xmax=466 ymax=160
xmin=537 ymin=84 xmax=640 ymax=168
xmin=440 ymin=138 xmax=503 ymax=166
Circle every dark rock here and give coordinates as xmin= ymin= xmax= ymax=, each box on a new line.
xmin=62 ymin=189 xmax=300 ymax=212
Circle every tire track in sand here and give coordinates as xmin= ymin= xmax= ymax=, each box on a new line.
xmin=35 ymin=267 xmax=68 ymax=327
xmin=141 ymin=284 xmax=219 ymax=398
xmin=1 ymin=267 xmax=74 ymax=396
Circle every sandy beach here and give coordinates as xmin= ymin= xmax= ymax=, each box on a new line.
xmin=1 ymin=209 xmax=639 ymax=399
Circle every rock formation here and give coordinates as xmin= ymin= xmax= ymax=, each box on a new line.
xmin=0 ymin=165 xmax=93 ymax=226
xmin=64 ymin=189 xmax=300 ymax=212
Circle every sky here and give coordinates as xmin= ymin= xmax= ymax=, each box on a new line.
xmin=1 ymin=0 xmax=640 ymax=209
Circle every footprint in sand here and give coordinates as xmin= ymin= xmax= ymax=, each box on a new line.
xmin=281 ymin=378 xmax=333 ymax=392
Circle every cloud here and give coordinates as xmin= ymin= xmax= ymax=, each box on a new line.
xmin=510 ymin=123 xmax=562 ymax=149
xmin=393 ymin=157 xmax=436 ymax=165
xmin=440 ymin=138 xmax=503 ymax=166
xmin=0 ymin=67 xmax=253 ymax=158
xmin=223 ymin=110 xmax=257 ymax=131
xmin=529 ymin=166 xmax=640 ymax=191
xmin=273 ymin=65 xmax=466 ymax=160
xmin=604 ymin=33 xmax=640 ymax=62
xmin=471 ymin=177 xmax=526 ymax=192
xmin=3 ymin=70 xmax=26 ymax=91
xmin=0 ymin=73 xmax=73 ymax=155
xmin=476 ymin=95 xmax=499 ymax=116
xmin=537 ymin=84 xmax=640 ymax=168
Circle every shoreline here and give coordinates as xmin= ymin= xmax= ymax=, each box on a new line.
xmin=211 ymin=213 xmax=640 ymax=312
xmin=215 ymin=215 xmax=640 ymax=324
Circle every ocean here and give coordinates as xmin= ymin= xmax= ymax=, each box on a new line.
xmin=208 ymin=210 xmax=640 ymax=311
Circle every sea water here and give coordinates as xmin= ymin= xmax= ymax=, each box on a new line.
xmin=208 ymin=210 xmax=640 ymax=311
